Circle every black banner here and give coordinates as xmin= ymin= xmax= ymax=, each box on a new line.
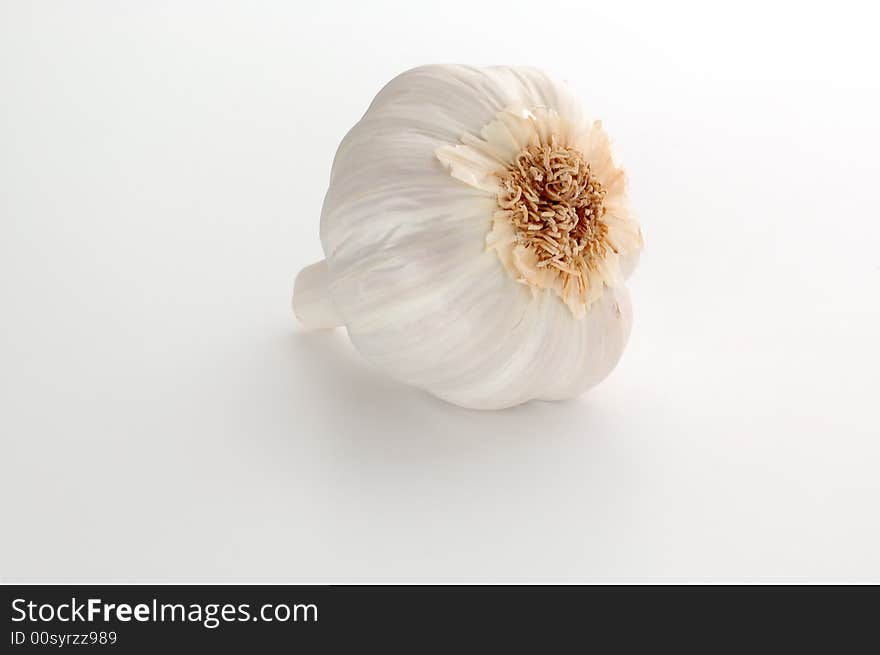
xmin=2 ymin=585 xmax=878 ymax=651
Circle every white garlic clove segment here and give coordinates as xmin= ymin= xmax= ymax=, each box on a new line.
xmin=292 ymin=260 xmax=343 ymax=331
xmin=293 ymin=65 xmax=644 ymax=410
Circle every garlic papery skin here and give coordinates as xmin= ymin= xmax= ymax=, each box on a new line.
xmin=293 ymin=65 xmax=643 ymax=410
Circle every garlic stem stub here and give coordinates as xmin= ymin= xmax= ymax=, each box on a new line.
xmin=293 ymin=65 xmax=644 ymax=410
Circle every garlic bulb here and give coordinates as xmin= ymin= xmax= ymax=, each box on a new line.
xmin=293 ymin=65 xmax=644 ymax=410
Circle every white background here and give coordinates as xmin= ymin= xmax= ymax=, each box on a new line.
xmin=2 ymin=1 xmax=879 ymax=582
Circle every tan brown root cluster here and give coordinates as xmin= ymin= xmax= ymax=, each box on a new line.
xmin=496 ymin=141 xmax=612 ymax=293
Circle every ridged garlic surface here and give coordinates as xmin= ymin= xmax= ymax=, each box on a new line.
xmin=293 ymin=65 xmax=644 ymax=410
